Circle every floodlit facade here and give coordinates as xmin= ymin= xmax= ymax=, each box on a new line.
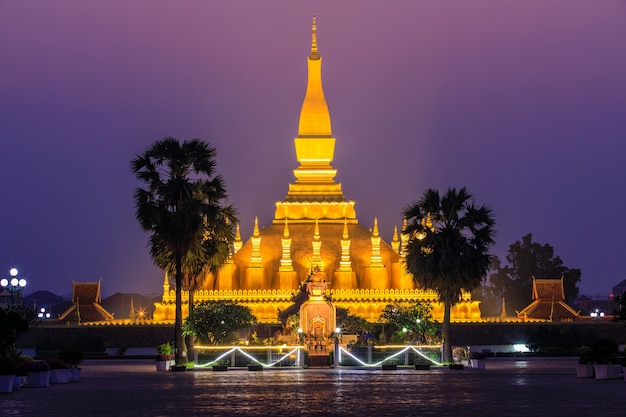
xmin=153 ymin=16 xmax=482 ymax=325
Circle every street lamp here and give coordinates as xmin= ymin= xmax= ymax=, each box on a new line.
xmin=333 ymin=327 xmax=342 ymax=368
xmin=38 ymin=307 xmax=51 ymax=319
xmin=1 ymin=268 xmax=27 ymax=305
xmin=590 ymin=308 xmax=604 ymax=322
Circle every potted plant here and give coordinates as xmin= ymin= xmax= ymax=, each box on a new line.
xmin=212 ymin=357 xmax=229 ymax=371
xmin=452 ymin=347 xmax=470 ymax=366
xmin=247 ymin=362 xmax=264 ymax=371
xmin=413 ymin=355 xmax=431 ymax=370
xmin=24 ymin=359 xmax=50 ymax=387
xmin=575 ymin=350 xmax=594 ymax=378
xmin=592 ymin=338 xmax=620 ymax=380
xmin=156 ymin=343 xmax=174 ymax=371
xmin=59 ymin=346 xmax=84 ymax=381
xmin=470 ymin=351 xmax=487 ymax=370
xmin=381 ymin=359 xmax=398 ymax=370
xmin=0 ymin=356 xmax=17 ymax=393
xmin=48 ymin=358 xmax=71 ymax=384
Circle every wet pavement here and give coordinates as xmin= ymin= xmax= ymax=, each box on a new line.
xmin=1 ymin=358 xmax=624 ymax=416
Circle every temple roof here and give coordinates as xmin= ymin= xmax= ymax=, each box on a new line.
xmin=532 ymin=277 xmax=565 ymax=301
xmin=58 ymin=280 xmax=114 ymax=323
xmin=518 ymin=277 xmax=579 ymax=322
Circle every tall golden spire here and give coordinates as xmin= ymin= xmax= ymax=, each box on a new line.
xmin=310 ymin=14 xmax=319 ymax=59
xmin=274 ymin=15 xmax=357 ymax=223
xmin=298 ymin=14 xmax=331 ymax=137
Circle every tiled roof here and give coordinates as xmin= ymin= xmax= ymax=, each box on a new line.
xmin=72 ymin=281 xmax=100 ymax=303
xmin=532 ymin=278 xmax=565 ymax=301
xmin=58 ymin=280 xmax=114 ymax=323
xmin=518 ymin=277 xmax=579 ymax=321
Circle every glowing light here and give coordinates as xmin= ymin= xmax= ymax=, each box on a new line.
xmin=0 ymin=279 xmax=7 ymax=287
xmin=513 ymin=344 xmax=529 ymax=352
xmin=9 ymin=268 xmax=18 ymax=277
xmin=339 ymin=345 xmax=443 ymax=367
xmin=193 ymin=346 xmax=301 ymax=368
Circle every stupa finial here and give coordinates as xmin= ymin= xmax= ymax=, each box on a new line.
xmin=310 ymin=14 xmax=319 ymax=59
xmin=253 ymin=216 xmax=260 ymax=238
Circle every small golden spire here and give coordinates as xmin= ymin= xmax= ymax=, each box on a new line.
xmin=310 ymin=14 xmax=319 ymax=59
xmin=253 ymin=216 xmax=260 ymax=238
xmin=283 ymin=218 xmax=290 ymax=238
xmin=314 ymin=218 xmax=320 ymax=240
xmin=342 ymin=218 xmax=349 ymax=239
xmin=373 ymin=217 xmax=379 ymax=237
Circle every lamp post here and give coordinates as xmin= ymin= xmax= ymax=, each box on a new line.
xmin=590 ymin=308 xmax=604 ymax=323
xmin=0 ymin=268 xmax=27 ymax=305
xmin=333 ymin=327 xmax=341 ymax=368
xmin=38 ymin=307 xmax=51 ymax=326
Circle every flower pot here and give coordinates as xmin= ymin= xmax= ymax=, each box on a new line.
xmin=575 ymin=364 xmax=594 ymax=378
xmin=156 ymin=361 xmax=170 ymax=372
xmin=593 ymin=364 xmax=620 ymax=380
xmin=470 ymin=359 xmax=486 ymax=370
xmin=448 ymin=364 xmax=464 ymax=370
xmin=13 ymin=376 xmax=25 ymax=391
xmin=248 ymin=364 xmax=263 ymax=371
xmin=170 ymin=365 xmax=187 ymax=372
xmin=70 ymin=367 xmax=81 ymax=382
xmin=27 ymin=371 xmax=51 ymax=387
xmin=50 ymin=369 xmax=71 ymax=384
xmin=382 ymin=364 xmax=398 ymax=370
xmin=212 ymin=365 xmax=228 ymax=372
xmin=414 ymin=364 xmax=431 ymax=370
xmin=0 ymin=374 xmax=15 ymax=393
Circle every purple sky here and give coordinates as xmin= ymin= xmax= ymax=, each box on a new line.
xmin=1 ymin=1 xmax=625 ymax=299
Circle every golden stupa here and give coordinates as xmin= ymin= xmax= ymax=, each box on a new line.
xmin=153 ymin=16 xmax=482 ymax=324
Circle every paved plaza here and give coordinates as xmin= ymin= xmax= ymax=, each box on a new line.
xmin=1 ymin=358 xmax=624 ymax=417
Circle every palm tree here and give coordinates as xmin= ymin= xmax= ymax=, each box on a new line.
xmin=402 ymin=187 xmax=494 ymax=362
xmin=132 ymin=137 xmax=237 ymax=365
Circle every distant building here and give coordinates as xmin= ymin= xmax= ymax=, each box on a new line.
xmin=612 ymin=279 xmax=626 ymax=298
xmin=58 ymin=280 xmax=114 ymax=325
xmin=517 ymin=277 xmax=579 ymax=322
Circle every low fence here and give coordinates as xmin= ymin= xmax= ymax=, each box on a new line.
xmin=193 ymin=344 xmax=443 ymax=368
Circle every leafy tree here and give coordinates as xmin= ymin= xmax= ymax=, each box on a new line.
xmin=183 ymin=300 xmax=257 ymax=345
xmin=336 ymin=308 xmax=372 ymax=334
xmin=132 ymin=138 xmax=237 ymax=364
xmin=379 ymin=302 xmax=440 ymax=344
xmin=403 ymin=187 xmax=494 ymax=362
xmin=483 ymin=234 xmax=581 ymax=314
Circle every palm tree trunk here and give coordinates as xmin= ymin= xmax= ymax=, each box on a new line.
xmin=442 ymin=301 xmax=452 ymax=363
xmin=174 ymin=253 xmax=186 ymax=365
xmin=185 ymin=290 xmax=196 ymax=362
